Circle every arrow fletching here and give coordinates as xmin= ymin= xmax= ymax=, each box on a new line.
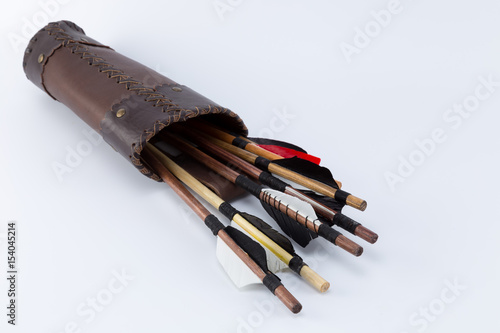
xmin=216 ymin=226 xmax=269 ymax=288
xmin=238 ymin=212 xmax=295 ymax=254
xmin=272 ymin=157 xmax=339 ymax=189
xmin=260 ymin=189 xmax=319 ymax=248
xmin=248 ymin=137 xmax=321 ymax=164
xmin=297 ymin=189 xmax=345 ymax=214
xmin=231 ymin=213 xmax=295 ymax=273
xmin=216 ymin=234 xmax=261 ymax=287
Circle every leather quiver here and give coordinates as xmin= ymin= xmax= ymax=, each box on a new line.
xmin=23 ymin=21 xmax=248 ymax=198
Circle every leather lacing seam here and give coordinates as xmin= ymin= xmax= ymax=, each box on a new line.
xmin=44 ymin=23 xmax=177 ymax=111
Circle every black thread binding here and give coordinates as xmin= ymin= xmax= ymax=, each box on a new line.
xmin=259 ymin=172 xmax=288 ymax=192
xmin=332 ymin=213 xmax=360 ymax=234
xmin=235 ymin=175 xmax=263 ymax=197
xmin=262 ymin=273 xmax=282 ymax=294
xmin=334 ymin=189 xmax=350 ymax=204
xmin=317 ymin=224 xmax=340 ymax=244
xmin=204 ymin=214 xmax=224 ymax=235
xmin=288 ymin=256 xmax=306 ymax=274
xmin=254 ymin=157 xmax=271 ymax=171
xmin=219 ymin=202 xmax=238 ymax=220
xmin=232 ymin=137 xmax=248 ymax=149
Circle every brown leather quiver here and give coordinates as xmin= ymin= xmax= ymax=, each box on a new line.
xmin=23 ymin=20 xmax=247 ymax=186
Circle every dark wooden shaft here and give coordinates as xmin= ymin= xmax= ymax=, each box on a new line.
xmin=284 ymin=187 xmax=336 ymax=220
xmin=172 ymin=126 xmax=263 ymax=179
xmin=163 ymin=133 xmax=241 ymax=183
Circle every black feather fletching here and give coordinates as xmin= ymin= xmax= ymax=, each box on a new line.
xmin=272 ymin=157 xmax=339 ymax=188
xmin=238 ymin=212 xmax=296 ymax=254
xmin=223 ymin=226 xmax=269 ymax=272
xmin=256 ymin=202 xmax=317 ymax=248
xmin=298 ymin=189 xmax=345 ymax=216
xmin=248 ymin=137 xmax=308 ymax=154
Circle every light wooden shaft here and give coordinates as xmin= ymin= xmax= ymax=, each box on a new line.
xmin=148 ymin=144 xmax=224 ymax=209
xmin=191 ymin=120 xmax=286 ymax=160
xmin=239 ymin=139 xmax=284 ymax=160
xmin=300 ymin=266 xmax=330 ymax=293
xmin=193 ymin=131 xmax=258 ymax=162
xmin=272 ymin=163 xmax=366 ymax=211
xmin=346 ymin=196 xmax=367 ymax=211
xmin=142 ymin=146 xmax=211 ymax=220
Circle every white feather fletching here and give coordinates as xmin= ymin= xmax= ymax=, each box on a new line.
xmin=231 ymin=221 xmax=289 ymax=273
xmin=262 ymin=188 xmax=319 ymax=220
xmin=216 ymin=236 xmax=261 ymax=288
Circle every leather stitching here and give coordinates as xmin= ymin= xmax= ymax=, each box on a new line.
xmin=43 ymin=22 xmax=178 ymax=111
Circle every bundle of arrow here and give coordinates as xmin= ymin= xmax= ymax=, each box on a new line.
xmin=24 ymin=21 xmax=377 ymax=315
xmin=141 ymin=119 xmax=377 ymax=314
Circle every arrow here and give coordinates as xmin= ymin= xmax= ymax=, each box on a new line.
xmin=145 ymin=143 xmax=330 ymax=293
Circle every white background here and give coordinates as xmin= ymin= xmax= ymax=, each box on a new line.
xmin=1 ymin=1 xmax=500 ymax=332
